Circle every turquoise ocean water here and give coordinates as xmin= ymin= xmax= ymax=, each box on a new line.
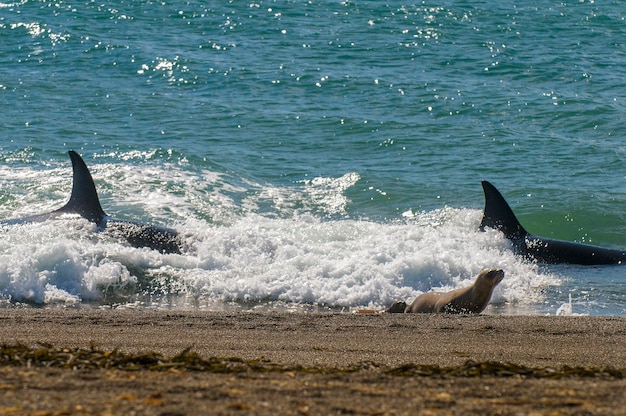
xmin=1 ymin=0 xmax=625 ymax=315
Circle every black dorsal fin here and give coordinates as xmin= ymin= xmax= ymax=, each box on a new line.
xmin=55 ymin=150 xmax=106 ymax=224
xmin=479 ymin=181 xmax=527 ymax=241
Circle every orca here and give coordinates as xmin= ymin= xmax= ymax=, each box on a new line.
xmin=1 ymin=151 xmax=183 ymax=254
xmin=479 ymin=180 xmax=626 ymax=265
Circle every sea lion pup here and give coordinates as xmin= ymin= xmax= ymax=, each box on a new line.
xmin=387 ymin=269 xmax=505 ymax=314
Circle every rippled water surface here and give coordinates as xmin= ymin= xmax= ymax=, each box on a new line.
xmin=1 ymin=1 xmax=625 ymax=315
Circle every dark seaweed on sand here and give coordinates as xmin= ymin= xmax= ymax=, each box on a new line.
xmin=0 ymin=343 xmax=623 ymax=379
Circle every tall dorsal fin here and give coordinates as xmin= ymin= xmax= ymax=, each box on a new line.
xmin=55 ymin=150 xmax=106 ymax=224
xmin=479 ymin=181 xmax=527 ymax=241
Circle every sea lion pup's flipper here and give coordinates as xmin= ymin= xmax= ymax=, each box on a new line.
xmin=386 ymin=301 xmax=408 ymax=313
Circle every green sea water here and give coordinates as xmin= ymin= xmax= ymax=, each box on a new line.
xmin=0 ymin=0 xmax=625 ymax=315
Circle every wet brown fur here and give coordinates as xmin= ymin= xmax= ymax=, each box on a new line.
xmin=388 ymin=269 xmax=504 ymax=314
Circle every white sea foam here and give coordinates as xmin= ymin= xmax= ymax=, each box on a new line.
xmin=554 ymin=293 xmax=588 ymax=316
xmin=0 ymin=207 xmax=558 ymax=310
xmin=176 ymin=209 xmax=554 ymax=309
xmin=0 ymin=161 xmax=560 ymax=311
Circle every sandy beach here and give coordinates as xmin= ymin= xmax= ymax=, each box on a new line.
xmin=0 ymin=309 xmax=624 ymax=415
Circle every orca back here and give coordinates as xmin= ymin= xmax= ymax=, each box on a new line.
xmin=55 ymin=150 xmax=106 ymax=224
xmin=480 ymin=180 xmax=626 ymax=265
xmin=480 ymin=180 xmax=528 ymax=242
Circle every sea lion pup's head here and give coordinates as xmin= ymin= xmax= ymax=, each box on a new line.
xmin=475 ymin=268 xmax=505 ymax=289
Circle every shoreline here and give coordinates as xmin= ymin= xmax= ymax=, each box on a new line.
xmin=1 ymin=309 xmax=624 ymax=368
xmin=1 ymin=309 xmax=624 ymax=415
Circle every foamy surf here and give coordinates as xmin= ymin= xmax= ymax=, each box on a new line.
xmin=0 ymin=155 xmax=563 ymax=312
xmin=0 ymin=203 xmax=559 ymax=312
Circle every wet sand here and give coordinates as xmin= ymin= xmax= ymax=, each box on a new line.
xmin=0 ymin=309 xmax=624 ymax=415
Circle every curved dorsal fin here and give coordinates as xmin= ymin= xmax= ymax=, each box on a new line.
xmin=55 ymin=150 xmax=106 ymax=224
xmin=479 ymin=181 xmax=527 ymax=241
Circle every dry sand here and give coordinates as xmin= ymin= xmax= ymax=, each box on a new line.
xmin=0 ymin=308 xmax=624 ymax=415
